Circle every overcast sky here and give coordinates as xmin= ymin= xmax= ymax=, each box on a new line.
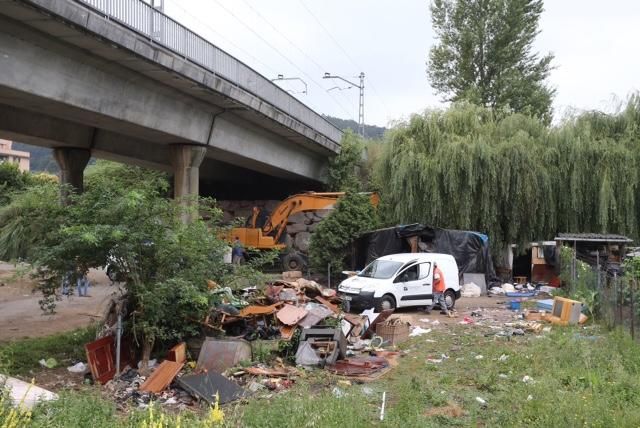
xmin=163 ymin=0 xmax=640 ymax=127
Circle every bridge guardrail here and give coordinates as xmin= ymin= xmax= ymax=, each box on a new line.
xmin=77 ymin=0 xmax=342 ymax=145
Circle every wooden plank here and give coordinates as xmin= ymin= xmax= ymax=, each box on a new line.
xmin=139 ymin=361 xmax=184 ymax=393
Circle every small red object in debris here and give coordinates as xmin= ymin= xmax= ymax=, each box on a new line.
xmin=460 ymin=316 xmax=475 ymax=325
xmin=167 ymin=342 xmax=187 ymax=364
xmin=85 ymin=336 xmax=115 ymax=384
xmin=327 ymin=356 xmax=389 ymax=376
xmin=139 ymin=360 xmax=184 ymax=393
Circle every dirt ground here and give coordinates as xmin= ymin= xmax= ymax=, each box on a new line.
xmin=1 ymin=260 xmax=508 ymax=343
xmin=0 ymin=262 xmax=118 ymax=342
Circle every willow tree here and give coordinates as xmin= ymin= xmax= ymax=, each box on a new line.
xmin=375 ymin=99 xmax=640 ymax=252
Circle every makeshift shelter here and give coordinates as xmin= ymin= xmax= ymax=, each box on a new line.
xmin=350 ymin=224 xmax=498 ymax=286
xmin=554 ymin=233 xmax=632 ymax=275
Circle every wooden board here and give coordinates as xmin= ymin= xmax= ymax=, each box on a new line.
xmin=139 ymin=361 xmax=184 ymax=393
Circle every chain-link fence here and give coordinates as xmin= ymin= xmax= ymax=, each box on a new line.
xmin=562 ymin=249 xmax=640 ymax=340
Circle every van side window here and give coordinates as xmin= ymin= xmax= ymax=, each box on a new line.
xmin=418 ymin=262 xmax=432 ymax=280
xmin=394 ymin=264 xmax=418 ymax=283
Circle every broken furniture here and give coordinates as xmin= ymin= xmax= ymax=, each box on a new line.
xmin=85 ymin=335 xmax=133 ymax=384
xmin=294 ymin=338 xmax=340 ymax=367
xmin=299 ymin=326 xmax=347 ymax=358
xmin=167 ymin=342 xmax=187 ymax=364
xmin=196 ymin=338 xmax=252 ymax=373
xmin=177 ymin=372 xmax=246 ymax=404
xmin=85 ymin=335 xmax=116 ymax=384
xmin=546 ymin=296 xmax=583 ymax=325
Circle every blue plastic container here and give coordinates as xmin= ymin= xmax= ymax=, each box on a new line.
xmin=509 ymin=300 xmax=521 ymax=311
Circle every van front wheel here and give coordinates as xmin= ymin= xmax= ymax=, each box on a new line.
xmin=376 ymin=294 xmax=396 ymax=312
xmin=444 ymin=289 xmax=456 ymax=310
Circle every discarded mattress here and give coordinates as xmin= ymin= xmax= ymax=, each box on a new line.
xmin=0 ymin=375 xmax=58 ymax=409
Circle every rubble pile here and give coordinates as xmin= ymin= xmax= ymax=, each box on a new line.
xmin=78 ymin=271 xmax=407 ymax=411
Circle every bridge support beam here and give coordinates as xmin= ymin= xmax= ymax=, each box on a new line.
xmin=53 ymin=147 xmax=91 ymax=205
xmin=171 ymin=144 xmax=206 ymax=223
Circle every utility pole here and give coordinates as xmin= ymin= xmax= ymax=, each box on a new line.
xmin=272 ymin=75 xmax=308 ymax=95
xmin=323 ymin=72 xmax=365 ymax=137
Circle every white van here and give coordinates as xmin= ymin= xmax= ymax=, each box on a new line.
xmin=338 ymin=253 xmax=461 ymax=312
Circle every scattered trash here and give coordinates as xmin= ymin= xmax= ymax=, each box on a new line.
xmin=475 ymin=355 xmax=484 ymax=360
xmin=362 ymin=386 xmax=374 ymax=395
xmin=522 ymin=375 xmax=534 ymax=384
xmin=39 ymin=358 xmax=58 ymax=369
xmin=459 ymin=316 xmax=475 ymax=325
xmin=332 ymin=387 xmax=345 ymax=398
xmin=498 ymin=354 xmax=509 ymax=362
xmin=475 ymin=396 xmax=487 ymax=407
xmin=67 ymin=362 xmax=88 ymax=373
xmin=499 ymin=374 xmax=508 ymax=379
xmin=409 ymin=326 xmax=432 ymax=337
xmin=431 ymin=320 xmax=440 ymax=326
xmin=380 ymin=391 xmax=387 ymax=421
xmin=460 ymin=282 xmax=481 ymax=298
xmin=527 ymin=395 xmax=533 ymax=401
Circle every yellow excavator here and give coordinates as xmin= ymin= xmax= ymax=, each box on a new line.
xmin=229 ymin=192 xmax=379 ymax=270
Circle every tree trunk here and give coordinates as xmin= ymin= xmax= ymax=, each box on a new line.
xmin=140 ymin=336 xmax=155 ymax=372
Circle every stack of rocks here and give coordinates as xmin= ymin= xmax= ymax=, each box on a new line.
xmin=217 ymin=200 xmax=332 ymax=254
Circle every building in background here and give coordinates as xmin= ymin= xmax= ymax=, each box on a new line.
xmin=0 ymin=139 xmax=30 ymax=171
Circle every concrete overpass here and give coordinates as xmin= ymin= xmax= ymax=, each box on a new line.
xmin=0 ymin=0 xmax=343 ymax=200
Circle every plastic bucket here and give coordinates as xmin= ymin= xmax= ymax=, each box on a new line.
xmin=509 ymin=300 xmax=521 ymax=311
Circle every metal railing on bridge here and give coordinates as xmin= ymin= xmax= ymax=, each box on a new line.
xmin=77 ymin=0 xmax=342 ymax=145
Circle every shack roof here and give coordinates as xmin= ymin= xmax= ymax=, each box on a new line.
xmin=554 ymin=233 xmax=633 ymax=243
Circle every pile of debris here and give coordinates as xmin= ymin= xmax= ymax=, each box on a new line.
xmin=77 ymin=271 xmax=408 ymax=410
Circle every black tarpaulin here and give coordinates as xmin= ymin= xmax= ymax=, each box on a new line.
xmin=352 ymin=224 xmax=498 ymax=285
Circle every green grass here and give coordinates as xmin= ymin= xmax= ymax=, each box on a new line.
xmin=3 ymin=324 xmax=640 ymax=427
xmin=0 ymin=327 xmax=96 ymax=376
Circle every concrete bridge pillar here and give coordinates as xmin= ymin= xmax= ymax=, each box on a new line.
xmin=53 ymin=147 xmax=91 ymax=205
xmin=171 ymin=144 xmax=206 ymax=223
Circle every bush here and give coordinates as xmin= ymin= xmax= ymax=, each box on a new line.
xmin=309 ymin=192 xmax=378 ymax=273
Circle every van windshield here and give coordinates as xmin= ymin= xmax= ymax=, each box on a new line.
xmin=358 ymin=260 xmax=404 ymax=279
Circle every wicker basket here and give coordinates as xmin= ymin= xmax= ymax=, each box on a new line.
xmin=375 ymin=321 xmax=410 ymax=345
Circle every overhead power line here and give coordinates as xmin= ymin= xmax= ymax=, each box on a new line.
xmin=211 ymin=0 xmax=357 ymax=121
xmin=298 ymin=0 xmax=391 ymax=120
xmin=240 ymin=0 xmax=359 ymax=119
xmin=164 ymin=0 xmax=278 ymax=77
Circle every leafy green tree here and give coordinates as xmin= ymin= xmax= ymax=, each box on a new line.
xmin=428 ymin=0 xmax=555 ymax=123
xmin=309 ymin=192 xmax=378 ymax=273
xmin=375 ymin=98 xmax=640 ymax=253
xmin=325 ymin=130 xmax=365 ymax=192
xmin=0 ymin=162 xmax=27 ymax=205
xmin=0 ymin=160 xmax=269 ymax=366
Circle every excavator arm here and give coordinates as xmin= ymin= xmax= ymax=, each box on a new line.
xmin=230 ymin=192 xmax=379 ymax=251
